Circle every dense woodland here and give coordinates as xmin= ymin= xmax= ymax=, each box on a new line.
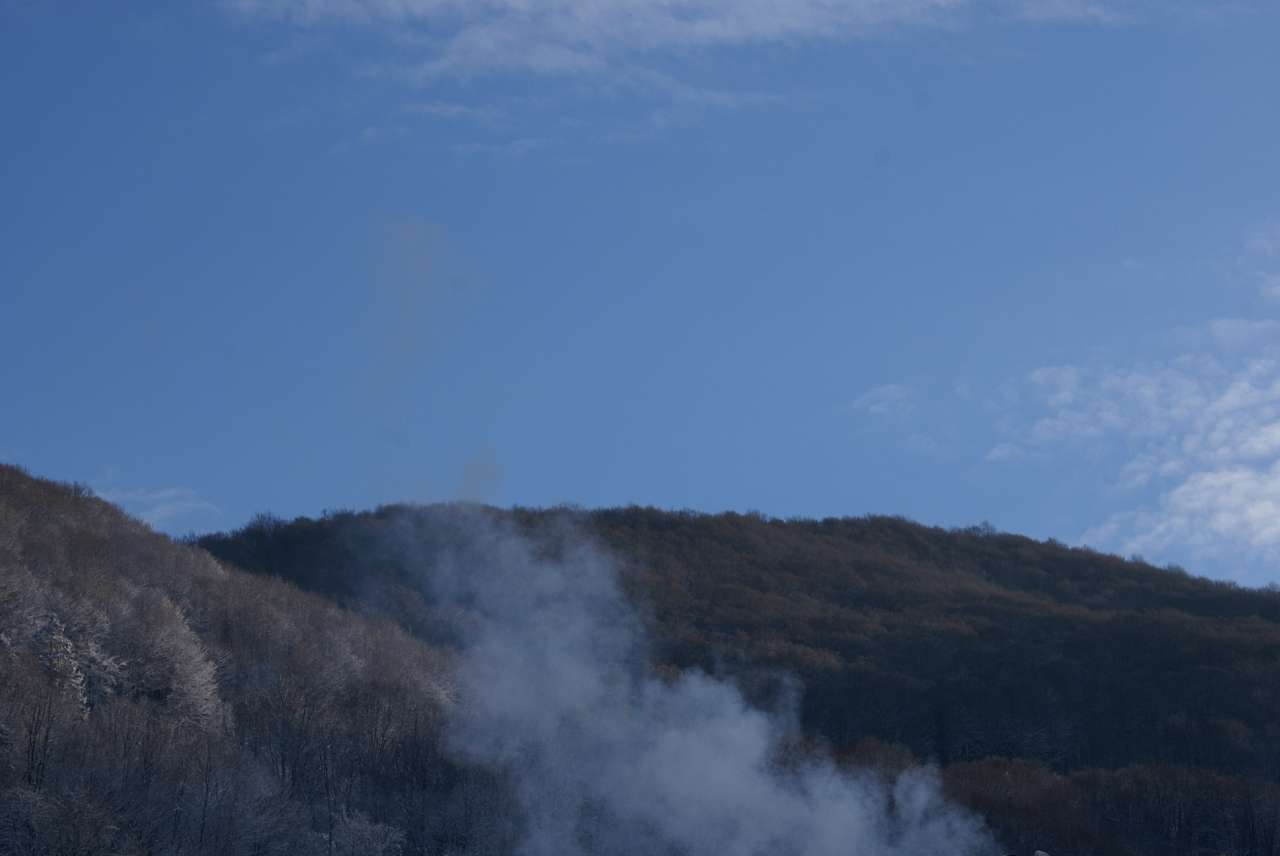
xmin=4 ymin=462 xmax=1280 ymax=854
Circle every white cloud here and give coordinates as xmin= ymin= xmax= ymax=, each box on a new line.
xmin=1083 ymin=461 xmax=1280 ymax=566
xmin=95 ymin=486 xmax=222 ymax=531
xmin=227 ymin=0 xmax=1212 ymax=82
xmin=852 ymin=383 xmax=917 ymax=420
xmin=231 ymin=0 xmax=959 ymax=68
xmin=225 ymin=0 xmax=1253 ymax=147
xmin=985 ymin=441 xmax=1026 ymax=463
xmin=985 ymin=217 xmax=1280 ymax=579
xmin=992 ymin=324 xmax=1280 ymax=580
xmin=1028 ymin=364 xmax=1083 ymax=406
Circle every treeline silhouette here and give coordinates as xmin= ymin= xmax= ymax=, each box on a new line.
xmin=4 ymin=462 xmax=1280 ymax=854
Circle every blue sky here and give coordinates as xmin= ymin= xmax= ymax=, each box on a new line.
xmin=3 ymin=1 xmax=1280 ymax=584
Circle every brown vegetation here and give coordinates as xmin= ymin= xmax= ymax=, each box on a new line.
xmin=4 ymin=462 xmax=1280 ymax=854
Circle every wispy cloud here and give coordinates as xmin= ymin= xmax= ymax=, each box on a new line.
xmin=327 ymin=123 xmax=411 ymax=155
xmin=851 ymin=384 xmax=953 ymax=455
xmin=852 ymin=383 xmax=917 ymax=421
xmin=989 ymin=328 xmax=1280 ymax=579
xmin=230 ymin=0 xmax=962 ymax=77
xmin=985 ymin=441 xmax=1026 ymax=463
xmin=1084 ymin=461 xmax=1280 ymax=566
xmin=95 ymin=485 xmax=222 ymax=532
xmin=453 ymin=136 xmax=554 ymax=158
xmin=1239 ymin=220 xmax=1280 ymax=300
xmin=405 ymin=100 xmax=504 ymax=124
xmin=1206 ymin=318 xmax=1280 ymax=351
xmin=1261 ymin=273 xmax=1280 ymax=301
xmin=260 ymin=32 xmax=332 ymax=66
xmin=1012 ymin=0 xmax=1135 ymax=23
xmin=227 ymin=0 xmax=1240 ymax=71
xmin=225 ymin=0 xmax=1229 ymax=142
xmin=965 ymin=219 xmax=1280 ymax=580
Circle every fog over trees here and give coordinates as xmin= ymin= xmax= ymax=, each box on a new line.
xmin=3 ymin=463 xmax=1280 ymax=854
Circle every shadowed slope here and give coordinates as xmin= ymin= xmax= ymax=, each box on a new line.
xmin=0 ymin=465 xmax=456 ymax=856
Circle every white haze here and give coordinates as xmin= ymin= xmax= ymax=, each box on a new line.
xmin=418 ymin=510 xmax=995 ymax=856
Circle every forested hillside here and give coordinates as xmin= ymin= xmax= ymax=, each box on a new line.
xmin=199 ymin=504 xmax=1280 ymax=855
xmin=4 ymin=463 xmax=1280 ymax=855
xmin=198 ymin=504 xmax=1280 ymax=776
xmin=0 ymin=466 xmax=499 ymax=856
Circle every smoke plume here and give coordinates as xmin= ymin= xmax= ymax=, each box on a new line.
xmin=424 ymin=510 xmax=995 ymax=856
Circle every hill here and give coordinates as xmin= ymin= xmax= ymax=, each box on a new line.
xmin=0 ymin=465 xmax=475 ymax=856
xmin=198 ymin=504 xmax=1280 ymax=776
xmin=198 ymin=503 xmax=1280 ymax=854
xmin=3 ymin=463 xmax=1280 ymax=854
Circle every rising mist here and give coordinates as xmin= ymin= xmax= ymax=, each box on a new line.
xmin=413 ymin=510 xmax=995 ymax=856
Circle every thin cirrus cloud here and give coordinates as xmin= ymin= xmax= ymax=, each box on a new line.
xmin=225 ymin=0 xmax=1207 ymax=82
xmin=94 ymin=486 xmax=222 ymax=532
xmin=851 ymin=383 xmax=917 ymax=421
xmin=984 ymin=441 xmax=1026 ymax=463
xmin=1244 ymin=222 xmax=1280 ymax=300
xmin=453 ymin=136 xmax=553 ymax=158
xmin=224 ymin=0 xmax=1250 ymax=152
xmin=852 ymin=383 xmax=956 ymax=458
xmin=404 ymin=101 xmax=504 ymax=124
xmin=1263 ymin=275 xmax=1280 ymax=301
xmin=1206 ymin=318 xmax=1280 ymax=351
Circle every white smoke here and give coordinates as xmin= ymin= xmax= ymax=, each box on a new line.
xmin=426 ymin=511 xmax=995 ymax=856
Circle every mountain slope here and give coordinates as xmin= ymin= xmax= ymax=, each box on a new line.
xmin=199 ymin=504 xmax=1280 ymax=779
xmin=0 ymin=465 xmax=462 ymax=856
xmin=198 ymin=503 xmax=1280 ymax=855
xmin=4 ymin=464 xmax=1280 ymax=855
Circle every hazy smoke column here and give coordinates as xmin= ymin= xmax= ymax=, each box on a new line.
xmin=425 ymin=512 xmax=994 ymax=856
